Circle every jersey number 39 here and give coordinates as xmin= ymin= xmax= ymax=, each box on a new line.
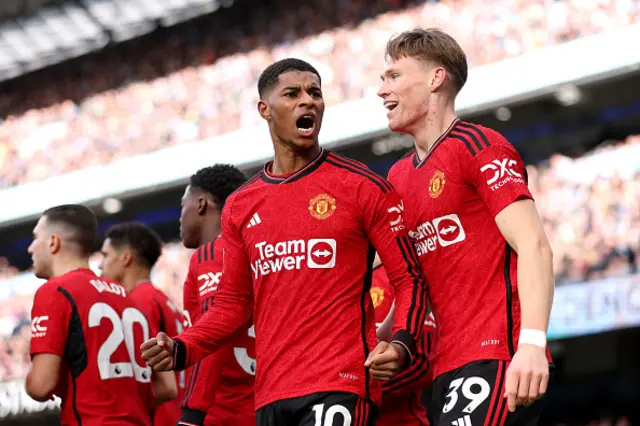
xmin=88 ymin=302 xmax=151 ymax=383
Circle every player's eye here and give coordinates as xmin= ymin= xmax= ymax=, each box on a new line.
xmin=285 ymin=92 xmax=297 ymax=98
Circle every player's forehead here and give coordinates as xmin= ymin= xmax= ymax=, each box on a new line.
xmin=33 ymin=216 xmax=48 ymax=235
xmin=275 ymin=70 xmax=321 ymax=91
xmin=381 ymin=56 xmax=420 ymax=78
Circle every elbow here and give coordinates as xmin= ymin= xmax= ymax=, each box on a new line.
xmin=25 ymin=372 xmax=55 ymax=402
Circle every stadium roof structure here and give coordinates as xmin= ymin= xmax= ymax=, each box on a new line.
xmin=0 ymin=0 xmax=229 ymax=81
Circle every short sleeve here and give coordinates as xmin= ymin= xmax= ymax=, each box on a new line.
xmin=462 ymin=129 xmax=532 ymax=217
xmin=30 ymin=282 xmax=72 ymax=357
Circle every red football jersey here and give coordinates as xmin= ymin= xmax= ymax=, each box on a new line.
xmin=130 ymin=282 xmax=186 ymax=426
xmin=29 ymin=268 xmax=151 ymax=426
xmin=181 ymin=237 xmax=255 ymax=426
xmin=173 ymin=149 xmax=428 ymax=410
xmin=387 ymin=119 xmax=552 ymax=379
xmin=371 ymin=264 xmax=434 ymax=426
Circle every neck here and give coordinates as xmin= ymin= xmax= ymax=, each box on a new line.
xmin=121 ymin=267 xmax=151 ymax=293
xmin=51 ymin=255 xmax=90 ymax=278
xmin=270 ymin=139 xmax=321 ymax=175
xmin=199 ymin=221 xmax=221 ymax=247
xmin=410 ymin=95 xmax=457 ymax=159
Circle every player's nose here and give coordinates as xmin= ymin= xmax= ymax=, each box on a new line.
xmin=377 ymin=83 xmax=389 ymax=99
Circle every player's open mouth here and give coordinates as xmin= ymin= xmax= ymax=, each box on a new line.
xmin=296 ymin=114 xmax=316 ymax=137
xmin=384 ymin=101 xmax=398 ymax=112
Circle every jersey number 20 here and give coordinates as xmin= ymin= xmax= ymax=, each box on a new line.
xmin=88 ymin=302 xmax=151 ymax=383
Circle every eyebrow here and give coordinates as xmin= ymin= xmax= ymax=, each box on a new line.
xmin=380 ymin=69 xmax=396 ymax=81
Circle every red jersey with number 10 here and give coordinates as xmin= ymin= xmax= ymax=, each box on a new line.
xmin=388 ymin=120 xmax=552 ymax=379
xmin=29 ymin=268 xmax=151 ymax=426
xmin=182 ymin=237 xmax=256 ymax=426
xmin=174 ymin=149 xmax=427 ymax=411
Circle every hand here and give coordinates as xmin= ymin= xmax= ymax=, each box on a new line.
xmin=140 ymin=332 xmax=175 ymax=372
xmin=364 ymin=341 xmax=406 ymax=381
xmin=503 ymin=344 xmax=549 ymax=412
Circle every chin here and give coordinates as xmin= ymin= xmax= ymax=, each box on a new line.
xmin=292 ymin=138 xmax=319 ymax=150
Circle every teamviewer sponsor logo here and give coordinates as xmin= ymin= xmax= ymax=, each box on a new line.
xmin=409 ymin=214 xmax=466 ymax=255
xmin=480 ymin=158 xmax=525 ymax=191
xmin=251 ymin=238 xmax=337 ymax=278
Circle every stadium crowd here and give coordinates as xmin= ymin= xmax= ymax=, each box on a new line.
xmin=1 ymin=133 xmax=638 ymax=383
xmin=0 ymin=0 xmax=639 ymax=187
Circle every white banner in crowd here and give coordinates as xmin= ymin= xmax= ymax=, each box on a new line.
xmin=0 ymin=380 xmax=60 ymax=418
xmin=548 ymin=273 xmax=640 ymax=339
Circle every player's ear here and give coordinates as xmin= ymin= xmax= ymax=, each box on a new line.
xmin=48 ymin=233 xmax=61 ymax=255
xmin=429 ymin=66 xmax=447 ymax=92
xmin=196 ymin=196 xmax=208 ymax=216
xmin=257 ymin=99 xmax=270 ymax=121
xmin=122 ymin=250 xmax=134 ymax=267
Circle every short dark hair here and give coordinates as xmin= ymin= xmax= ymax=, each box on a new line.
xmin=257 ymin=58 xmax=321 ymax=99
xmin=105 ymin=222 xmax=162 ymax=269
xmin=386 ymin=28 xmax=468 ymax=94
xmin=42 ymin=204 xmax=97 ymax=255
xmin=190 ymin=164 xmax=246 ymax=208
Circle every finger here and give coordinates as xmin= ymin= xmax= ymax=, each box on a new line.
xmin=140 ymin=338 xmax=158 ymax=352
xmin=369 ymin=350 xmax=399 ymax=366
xmin=528 ymin=373 xmax=542 ymax=402
xmin=141 ymin=344 xmax=163 ymax=362
xmin=147 ymin=350 xmax=171 ymax=368
xmin=364 ymin=343 xmax=387 ymax=366
xmin=539 ymin=372 xmax=549 ymax=396
xmin=156 ymin=332 xmax=169 ymax=347
xmin=503 ymin=370 xmax=519 ymax=413
xmin=155 ymin=357 xmax=173 ymax=372
xmin=516 ymin=371 xmax=532 ymax=406
xmin=370 ymin=369 xmax=395 ymax=381
xmin=369 ymin=360 xmax=399 ymax=372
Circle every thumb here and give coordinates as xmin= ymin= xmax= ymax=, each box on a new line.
xmin=364 ymin=341 xmax=387 ymax=367
xmin=156 ymin=332 xmax=169 ymax=348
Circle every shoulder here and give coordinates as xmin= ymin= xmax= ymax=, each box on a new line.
xmin=324 ymin=151 xmax=394 ymax=194
xmin=449 ymin=121 xmax=512 ymax=158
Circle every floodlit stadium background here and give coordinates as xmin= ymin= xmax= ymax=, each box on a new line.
xmin=1 ymin=0 xmax=640 ymax=424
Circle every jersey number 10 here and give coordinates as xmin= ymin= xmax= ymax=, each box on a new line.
xmin=88 ymin=302 xmax=151 ymax=383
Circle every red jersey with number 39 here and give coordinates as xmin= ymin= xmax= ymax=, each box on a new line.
xmin=29 ymin=268 xmax=151 ymax=426
xmin=388 ymin=120 xmax=552 ymax=379
xmin=182 ymin=237 xmax=256 ymax=426
xmin=130 ymin=282 xmax=187 ymax=426
xmin=371 ymin=264 xmax=434 ymax=426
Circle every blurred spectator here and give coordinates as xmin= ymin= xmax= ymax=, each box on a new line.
xmin=0 ymin=0 xmax=639 ymax=187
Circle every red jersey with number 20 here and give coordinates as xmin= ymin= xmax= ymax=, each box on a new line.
xmin=29 ymin=268 xmax=151 ymax=426
xmin=181 ymin=237 xmax=256 ymax=426
xmin=174 ymin=149 xmax=427 ymax=411
xmin=130 ymin=282 xmax=187 ymax=426
xmin=388 ymin=119 xmax=552 ymax=379
xmin=371 ymin=264 xmax=434 ymax=426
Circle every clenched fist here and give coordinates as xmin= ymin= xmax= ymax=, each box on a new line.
xmin=364 ymin=341 xmax=407 ymax=381
xmin=140 ymin=332 xmax=175 ymax=372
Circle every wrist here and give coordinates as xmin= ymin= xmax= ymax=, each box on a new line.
xmin=518 ymin=328 xmax=546 ymax=349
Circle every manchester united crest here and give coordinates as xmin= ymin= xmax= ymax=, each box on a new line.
xmin=429 ymin=170 xmax=446 ymax=198
xmin=308 ymin=193 xmax=337 ymax=220
xmin=370 ymin=287 xmax=385 ymax=308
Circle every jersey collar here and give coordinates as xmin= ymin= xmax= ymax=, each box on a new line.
xmin=261 ymin=148 xmax=328 ymax=184
xmin=413 ymin=118 xmax=460 ymax=168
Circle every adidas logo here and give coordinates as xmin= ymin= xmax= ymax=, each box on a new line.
xmin=246 ymin=213 xmax=262 ymax=228
xmin=452 ymin=415 xmax=472 ymax=426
